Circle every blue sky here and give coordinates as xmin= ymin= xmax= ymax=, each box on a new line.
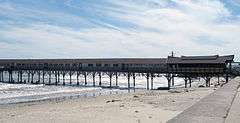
xmin=0 ymin=0 xmax=239 ymax=60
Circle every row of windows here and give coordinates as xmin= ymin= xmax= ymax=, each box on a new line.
xmin=2 ymin=63 xmax=164 ymax=67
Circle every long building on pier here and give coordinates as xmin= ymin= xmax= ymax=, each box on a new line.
xmin=0 ymin=55 xmax=235 ymax=90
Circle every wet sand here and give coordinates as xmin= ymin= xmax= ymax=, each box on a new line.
xmin=0 ymin=87 xmax=215 ymax=123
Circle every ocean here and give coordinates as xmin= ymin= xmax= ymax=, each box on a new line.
xmin=0 ymin=73 xmax=186 ymax=105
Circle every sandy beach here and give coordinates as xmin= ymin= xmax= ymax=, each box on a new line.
xmin=0 ymin=86 xmax=215 ymax=123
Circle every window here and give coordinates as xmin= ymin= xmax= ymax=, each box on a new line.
xmin=113 ymin=64 xmax=118 ymax=67
xmin=104 ymin=64 xmax=109 ymax=67
xmin=96 ymin=64 xmax=102 ymax=67
xmin=88 ymin=64 xmax=93 ymax=67
xmin=65 ymin=64 xmax=70 ymax=67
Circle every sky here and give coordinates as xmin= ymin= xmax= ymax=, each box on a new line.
xmin=0 ymin=0 xmax=239 ymax=61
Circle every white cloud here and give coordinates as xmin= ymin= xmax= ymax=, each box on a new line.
xmin=0 ymin=0 xmax=239 ymax=60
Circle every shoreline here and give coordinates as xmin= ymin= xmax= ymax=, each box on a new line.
xmin=0 ymin=86 xmax=216 ymax=123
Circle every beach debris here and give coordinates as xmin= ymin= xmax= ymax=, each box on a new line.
xmin=119 ymin=104 xmax=124 ymax=107
xmin=168 ymin=90 xmax=181 ymax=93
xmin=198 ymin=85 xmax=205 ymax=88
xmin=106 ymin=99 xmax=121 ymax=103
xmin=148 ymin=116 xmax=152 ymax=119
xmin=184 ymin=89 xmax=189 ymax=92
xmin=135 ymin=110 xmax=139 ymax=113
xmin=133 ymin=95 xmax=139 ymax=98
xmin=172 ymin=100 xmax=176 ymax=102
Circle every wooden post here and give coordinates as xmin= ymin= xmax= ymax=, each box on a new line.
xmin=8 ymin=71 xmax=10 ymax=83
xmin=42 ymin=71 xmax=45 ymax=84
xmin=93 ymin=72 xmax=95 ymax=87
xmin=208 ymin=77 xmax=211 ymax=87
xmin=151 ymin=74 xmax=153 ymax=90
xmin=17 ymin=71 xmax=20 ymax=83
xmin=20 ymin=71 xmax=23 ymax=83
xmin=189 ymin=78 xmax=192 ymax=87
xmin=31 ymin=73 xmax=34 ymax=84
xmin=110 ymin=73 xmax=112 ymax=87
xmin=63 ymin=73 xmax=65 ymax=85
xmin=0 ymin=71 xmax=1 ymax=82
xmin=2 ymin=71 xmax=4 ymax=82
xmin=133 ymin=73 xmax=136 ymax=89
xmin=0 ymin=71 xmax=2 ymax=82
xmin=184 ymin=77 xmax=188 ymax=88
xmin=84 ymin=72 xmax=87 ymax=85
xmin=99 ymin=72 xmax=102 ymax=86
xmin=38 ymin=71 xmax=41 ymax=84
xmin=76 ymin=72 xmax=79 ymax=86
xmin=172 ymin=74 xmax=175 ymax=86
xmin=70 ymin=71 xmax=72 ymax=85
xmin=11 ymin=71 xmax=13 ymax=83
xmin=205 ymin=77 xmax=211 ymax=87
xmin=226 ymin=73 xmax=229 ymax=83
xmin=115 ymin=72 xmax=118 ymax=87
xmin=146 ymin=73 xmax=149 ymax=90
xmin=58 ymin=71 xmax=60 ymax=84
xmin=28 ymin=72 xmax=30 ymax=83
xmin=55 ymin=72 xmax=58 ymax=85
xmin=128 ymin=73 xmax=130 ymax=90
xmin=167 ymin=75 xmax=171 ymax=90
xmin=218 ymin=75 xmax=220 ymax=85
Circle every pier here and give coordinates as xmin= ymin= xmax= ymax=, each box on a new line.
xmin=0 ymin=55 xmax=235 ymax=89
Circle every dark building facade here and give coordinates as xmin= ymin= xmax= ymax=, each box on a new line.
xmin=0 ymin=55 xmax=235 ymax=90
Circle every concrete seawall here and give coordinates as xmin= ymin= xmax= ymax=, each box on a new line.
xmin=167 ymin=78 xmax=240 ymax=123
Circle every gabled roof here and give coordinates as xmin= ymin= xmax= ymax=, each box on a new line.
xmin=167 ymin=55 xmax=234 ymax=64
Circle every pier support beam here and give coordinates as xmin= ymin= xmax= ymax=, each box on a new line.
xmin=226 ymin=73 xmax=229 ymax=83
xmin=20 ymin=71 xmax=23 ymax=83
xmin=172 ymin=74 xmax=175 ymax=86
xmin=151 ymin=73 xmax=154 ymax=90
xmin=204 ymin=77 xmax=211 ymax=87
xmin=166 ymin=75 xmax=171 ymax=90
xmin=109 ymin=73 xmax=112 ymax=87
xmin=38 ymin=71 xmax=41 ymax=84
xmin=63 ymin=73 xmax=65 ymax=85
xmin=93 ymin=72 xmax=95 ymax=87
xmin=8 ymin=71 xmax=11 ymax=83
xmin=57 ymin=71 xmax=60 ymax=84
xmin=17 ymin=71 xmax=20 ymax=83
xmin=189 ymin=78 xmax=192 ymax=88
xmin=133 ymin=73 xmax=136 ymax=89
xmin=76 ymin=72 xmax=80 ymax=86
xmin=184 ymin=77 xmax=188 ymax=88
xmin=27 ymin=72 xmax=30 ymax=83
xmin=146 ymin=73 xmax=149 ymax=90
xmin=31 ymin=72 xmax=34 ymax=84
xmin=48 ymin=72 xmax=52 ymax=85
xmin=115 ymin=72 xmax=118 ymax=87
xmin=69 ymin=71 xmax=72 ymax=85
xmin=42 ymin=71 xmax=45 ymax=84
xmin=0 ymin=71 xmax=3 ymax=82
xmin=99 ymin=72 xmax=102 ymax=86
xmin=84 ymin=72 xmax=87 ymax=85
xmin=127 ymin=73 xmax=130 ymax=90
xmin=0 ymin=72 xmax=1 ymax=82
xmin=55 ymin=72 xmax=58 ymax=85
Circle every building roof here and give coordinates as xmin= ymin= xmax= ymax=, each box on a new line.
xmin=0 ymin=58 xmax=167 ymax=64
xmin=167 ymin=55 xmax=234 ymax=64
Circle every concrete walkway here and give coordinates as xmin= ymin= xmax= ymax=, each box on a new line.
xmin=167 ymin=78 xmax=240 ymax=123
xmin=225 ymin=87 xmax=240 ymax=123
